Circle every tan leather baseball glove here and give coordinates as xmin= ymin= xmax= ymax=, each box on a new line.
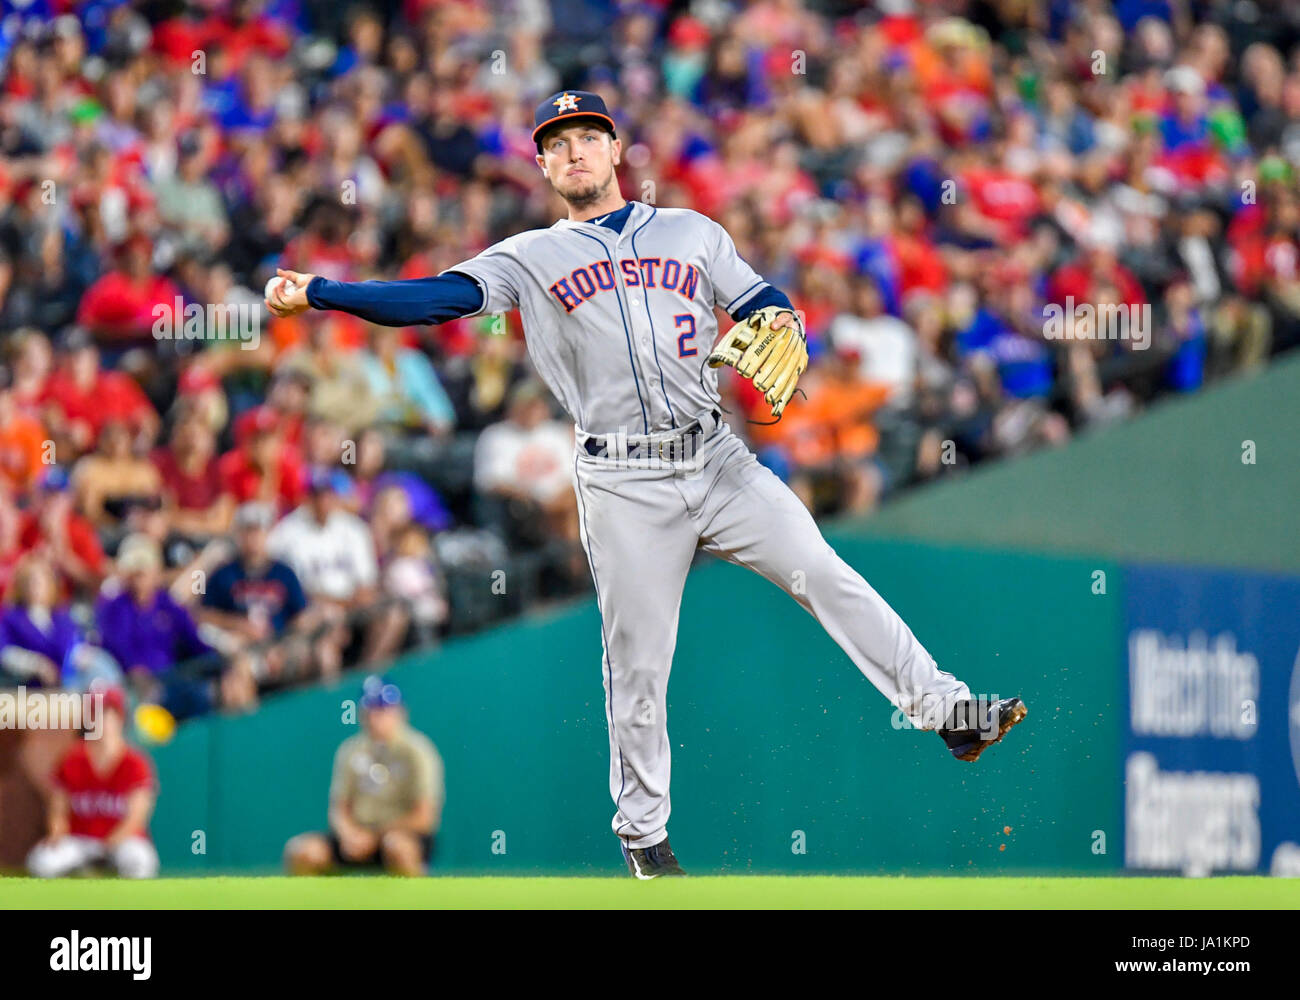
xmin=707 ymin=305 xmax=808 ymax=418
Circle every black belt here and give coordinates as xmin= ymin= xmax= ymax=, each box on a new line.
xmin=583 ymin=409 xmax=720 ymax=460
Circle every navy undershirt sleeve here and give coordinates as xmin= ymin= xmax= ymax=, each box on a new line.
xmin=730 ymin=285 xmax=795 ymax=322
xmin=305 ymin=272 xmax=485 ymax=326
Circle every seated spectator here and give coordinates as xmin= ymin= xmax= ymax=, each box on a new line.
xmin=217 ymin=407 xmax=306 ymax=515
xmin=279 ymin=321 xmax=380 ymax=433
xmin=0 ymin=556 xmax=79 ymax=687
xmin=153 ymin=133 xmax=231 ymax=253
xmin=231 ymin=369 xmax=311 ymax=450
xmin=74 ymin=233 xmax=183 ymax=343
xmin=72 ymin=419 xmax=163 ymax=530
xmin=358 ymin=325 xmax=456 ymax=435
xmin=94 ymin=534 xmax=244 ymax=719
xmin=0 ymin=491 xmax=23 ymax=599
xmin=750 ymin=344 xmax=894 ymax=514
xmin=16 ymin=466 xmax=106 ymax=599
xmin=39 ymin=327 xmax=158 ymax=459
xmin=4 ymin=328 xmax=54 ymax=417
xmin=354 ymin=428 xmax=453 ymax=534
xmin=27 ymin=686 xmax=159 ymax=879
xmin=473 ymin=381 xmax=578 ymax=549
xmin=268 ymin=469 xmax=409 ymax=667
xmin=441 ymin=330 xmax=530 ymax=431
xmin=199 ymin=501 xmax=344 ymax=687
xmin=0 ymin=364 xmax=49 ymax=494
xmin=382 ymin=521 xmax=449 ymax=646
xmin=284 ymin=677 xmax=443 ymax=877
xmin=827 ymin=276 xmax=920 ymax=409
xmin=153 ymin=412 xmax=233 ymax=539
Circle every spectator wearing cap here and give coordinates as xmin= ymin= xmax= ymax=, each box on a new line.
xmin=0 ymin=364 xmax=49 ymax=493
xmin=268 ymin=468 xmax=410 ymax=667
xmin=38 ymin=328 xmax=159 ymax=458
xmin=199 ymin=501 xmax=344 ymax=689
xmin=74 ymin=234 xmax=184 ymax=342
xmin=216 ymin=405 xmax=307 ymax=515
xmin=284 ymin=677 xmax=443 ymax=876
xmin=16 ymin=465 xmax=106 ymax=599
xmin=232 ymin=369 xmax=311 ymax=451
xmin=27 ymin=685 xmax=160 ymax=880
xmin=93 ymin=534 xmax=234 ymax=719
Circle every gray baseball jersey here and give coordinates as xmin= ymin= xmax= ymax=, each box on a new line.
xmin=443 ymin=200 xmax=971 ymax=855
xmin=442 ymin=201 xmax=766 ymax=435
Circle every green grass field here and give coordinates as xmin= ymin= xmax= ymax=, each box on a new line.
xmin=1 ymin=876 xmax=1295 ymax=909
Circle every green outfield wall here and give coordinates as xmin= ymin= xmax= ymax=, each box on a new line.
xmin=152 ymin=540 xmax=1122 ymax=875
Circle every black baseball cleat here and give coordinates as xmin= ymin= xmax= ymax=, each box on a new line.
xmin=622 ymin=838 xmax=686 ymax=879
xmin=938 ymin=697 xmax=1027 ymax=762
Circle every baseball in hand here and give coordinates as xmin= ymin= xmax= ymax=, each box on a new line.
xmin=265 ymin=276 xmax=296 ymax=305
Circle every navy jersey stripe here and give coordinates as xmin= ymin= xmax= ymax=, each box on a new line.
xmin=570 ymin=229 xmax=649 ymax=435
xmin=630 ymin=206 xmax=678 ymax=429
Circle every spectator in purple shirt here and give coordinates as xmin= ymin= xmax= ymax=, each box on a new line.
xmin=0 ymin=556 xmax=81 ymax=687
xmin=94 ymin=534 xmax=226 ymax=720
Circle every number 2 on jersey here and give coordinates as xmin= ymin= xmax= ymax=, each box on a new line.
xmin=675 ymin=314 xmax=697 ymax=357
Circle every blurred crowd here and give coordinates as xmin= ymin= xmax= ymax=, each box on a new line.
xmin=2 ymin=0 xmax=1299 ymax=721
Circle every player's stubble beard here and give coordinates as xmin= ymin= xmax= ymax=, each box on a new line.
xmin=556 ymin=163 xmax=617 ymax=211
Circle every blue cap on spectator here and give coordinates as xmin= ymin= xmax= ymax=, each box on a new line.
xmin=307 ymin=466 xmax=354 ymax=496
xmin=38 ymin=465 xmax=71 ymax=492
xmin=361 ymin=675 xmax=403 ymax=710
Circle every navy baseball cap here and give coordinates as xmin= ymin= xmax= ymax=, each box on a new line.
xmin=361 ymin=675 xmax=403 ymax=710
xmin=533 ymin=91 xmax=617 ymax=150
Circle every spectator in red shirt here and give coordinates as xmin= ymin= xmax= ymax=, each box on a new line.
xmin=39 ymin=327 xmax=159 ymax=457
xmin=154 ymin=411 xmax=233 ymax=538
xmin=232 ymin=369 xmax=310 ymax=450
xmin=1047 ymin=237 xmax=1147 ymax=310
xmin=217 ymin=407 xmax=306 ymax=514
xmin=75 ymin=233 xmax=183 ymax=342
xmin=26 ymin=686 xmax=160 ymax=879
xmin=892 ymin=196 xmax=949 ymax=302
xmin=17 ymin=465 xmax=106 ymax=599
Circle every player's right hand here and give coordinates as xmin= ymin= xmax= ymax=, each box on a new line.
xmin=266 ymin=268 xmax=316 ymax=318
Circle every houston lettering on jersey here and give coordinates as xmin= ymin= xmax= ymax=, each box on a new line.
xmin=548 ymin=257 xmax=699 ymax=313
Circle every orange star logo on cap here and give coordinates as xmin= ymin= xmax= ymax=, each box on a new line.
xmin=553 ymin=92 xmax=581 ymax=113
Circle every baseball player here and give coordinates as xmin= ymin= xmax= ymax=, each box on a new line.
xmin=267 ymin=90 xmax=1026 ymax=879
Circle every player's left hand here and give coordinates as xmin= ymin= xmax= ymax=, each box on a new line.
xmin=706 ymin=305 xmax=808 ymax=418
